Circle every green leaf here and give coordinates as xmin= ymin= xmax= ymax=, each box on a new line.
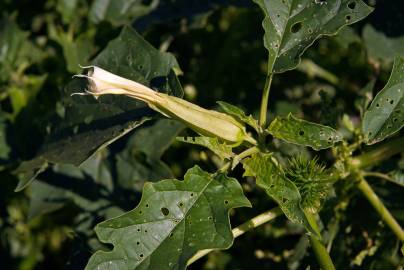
xmin=268 ymin=113 xmax=342 ymax=150
xmin=217 ymin=101 xmax=260 ymax=132
xmin=253 ymin=0 xmax=372 ymax=73
xmin=363 ymin=57 xmax=404 ymax=144
xmin=47 ymin=20 xmax=95 ymax=73
xmin=242 ymin=153 xmax=317 ymax=235
xmin=56 ymin=0 xmax=79 ymax=24
xmin=28 ymin=119 xmax=183 ymax=219
xmin=363 ymin=24 xmax=404 ymax=63
xmin=387 ymin=171 xmax=404 ymax=188
xmin=177 ymin=136 xmax=234 ymax=160
xmin=116 ymin=119 xmax=185 ymax=190
xmin=0 ymin=15 xmax=44 ymax=83
xmin=13 ymin=26 xmax=183 ymax=189
xmin=86 ymin=166 xmax=251 ymax=270
xmin=89 ymin=0 xmax=159 ymax=26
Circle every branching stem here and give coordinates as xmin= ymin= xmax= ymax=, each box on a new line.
xmin=357 ymin=175 xmax=404 ymax=241
xmin=351 ymin=136 xmax=404 ymax=169
xmin=187 ymin=207 xmax=282 ymax=266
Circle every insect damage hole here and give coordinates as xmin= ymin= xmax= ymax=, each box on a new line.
xmin=298 ymin=130 xmax=305 ymax=136
xmin=291 ymin=22 xmax=303 ymax=33
xmin=161 ymin=207 xmax=170 ymax=216
xmin=347 ymin=1 xmax=356 ymax=9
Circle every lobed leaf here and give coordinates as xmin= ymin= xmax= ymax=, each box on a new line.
xmin=254 ymin=0 xmax=372 ymax=73
xmin=242 ymin=153 xmax=318 ymax=236
xmin=268 ymin=113 xmax=342 ymax=150
xmin=86 ymin=166 xmax=251 ymax=270
xmin=363 ymin=57 xmax=404 ymax=144
xmin=177 ymin=136 xmax=234 ymax=160
xmin=217 ymin=101 xmax=260 ymax=132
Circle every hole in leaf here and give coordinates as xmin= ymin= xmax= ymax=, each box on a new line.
xmin=189 ymin=220 xmax=192 ymax=225
xmin=224 ymin=200 xmax=229 ymax=205
xmin=161 ymin=207 xmax=170 ymax=216
xmin=145 ymin=204 xmax=149 ymax=208
xmin=138 ymin=65 xmax=143 ymax=70
xmin=276 ymin=14 xmax=280 ymax=18
xmin=376 ymin=103 xmax=380 ymax=107
xmin=137 ymin=228 xmax=141 ymax=232
xmin=390 ymin=99 xmax=394 ymax=105
xmin=136 ymin=242 xmax=140 ymax=245
xmin=170 ymin=232 xmax=174 ymax=237
xmin=145 ymin=230 xmax=148 ymax=233
xmin=347 ymin=1 xmax=356 ymax=9
xmin=140 ymin=254 xmax=144 ymax=258
xmin=299 ymin=130 xmax=305 ymax=136
xmin=179 ymin=202 xmax=184 ymax=207
xmin=393 ymin=118 xmax=398 ymax=122
xmin=291 ymin=22 xmax=303 ymax=33
xmin=345 ymin=15 xmax=351 ymax=22
xmin=139 ymin=210 xmax=143 ymax=214
xmin=190 ymin=193 xmax=194 ymax=197
xmin=308 ymin=28 xmax=313 ymax=34
xmin=208 ymin=216 xmax=213 ymax=220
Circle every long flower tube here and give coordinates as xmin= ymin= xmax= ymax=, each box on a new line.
xmin=74 ymin=66 xmax=257 ymax=145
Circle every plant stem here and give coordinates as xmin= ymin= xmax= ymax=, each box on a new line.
xmin=363 ymin=171 xmax=403 ymax=187
xmin=351 ymin=136 xmax=404 ymax=169
xmin=305 ymin=211 xmax=336 ymax=270
xmin=186 ymin=207 xmax=282 ymax=266
xmin=259 ymin=73 xmax=273 ymax=128
xmin=357 ymin=176 xmax=404 ymax=241
xmin=309 ymin=236 xmax=336 ymax=270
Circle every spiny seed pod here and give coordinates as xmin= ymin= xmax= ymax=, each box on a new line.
xmin=285 ymin=156 xmax=331 ymax=213
xmin=73 ymin=66 xmax=256 ymax=145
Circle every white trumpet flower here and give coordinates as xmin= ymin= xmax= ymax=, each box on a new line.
xmin=73 ymin=66 xmax=257 ymax=145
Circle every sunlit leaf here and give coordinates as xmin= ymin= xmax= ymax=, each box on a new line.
xmin=86 ymin=166 xmax=251 ymax=270
xmin=217 ymin=101 xmax=260 ymax=132
xmin=254 ymin=0 xmax=372 ymax=73
xmin=363 ymin=57 xmax=404 ymax=144
xmin=177 ymin=136 xmax=234 ymax=160
xmin=268 ymin=113 xmax=342 ymax=150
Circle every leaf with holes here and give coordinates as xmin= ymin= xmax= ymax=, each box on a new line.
xmin=177 ymin=136 xmax=234 ymax=160
xmin=85 ymin=166 xmax=251 ymax=270
xmin=254 ymin=0 xmax=372 ymax=73
xmin=242 ymin=153 xmax=319 ymax=236
xmin=217 ymin=101 xmax=260 ymax=132
xmin=363 ymin=57 xmax=404 ymax=144
xmin=268 ymin=113 xmax=342 ymax=150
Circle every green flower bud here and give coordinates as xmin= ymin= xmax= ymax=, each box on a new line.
xmin=74 ymin=66 xmax=256 ymax=145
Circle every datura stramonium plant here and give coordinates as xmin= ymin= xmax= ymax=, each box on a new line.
xmin=74 ymin=66 xmax=256 ymax=145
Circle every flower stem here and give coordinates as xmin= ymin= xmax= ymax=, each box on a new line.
xmin=357 ymin=176 xmax=404 ymax=241
xmin=186 ymin=207 xmax=282 ymax=266
xmin=259 ymin=73 xmax=273 ymax=128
